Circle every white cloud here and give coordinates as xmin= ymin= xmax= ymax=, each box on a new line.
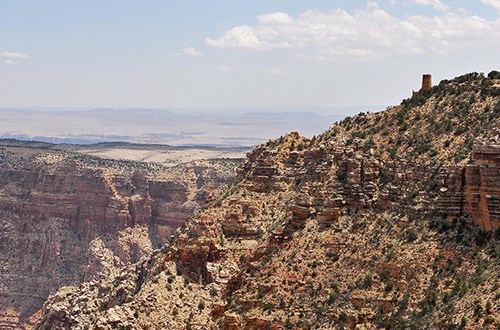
xmin=206 ymin=25 xmax=289 ymax=50
xmin=1 ymin=51 xmax=29 ymax=65
xmin=4 ymin=59 xmax=18 ymax=66
xmin=257 ymin=12 xmax=294 ymax=25
xmin=218 ymin=65 xmax=236 ymax=73
xmin=182 ymin=47 xmax=203 ymax=57
xmin=169 ymin=46 xmax=203 ymax=57
xmin=412 ymin=0 xmax=450 ymax=12
xmin=205 ymin=8 xmax=500 ymax=61
xmin=480 ymin=0 xmax=500 ymax=10
xmin=265 ymin=67 xmax=285 ymax=75
xmin=367 ymin=2 xmax=380 ymax=9
xmin=1 ymin=51 xmax=30 ymax=59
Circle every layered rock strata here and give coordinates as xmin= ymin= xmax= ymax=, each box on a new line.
xmin=438 ymin=123 xmax=500 ymax=230
xmin=0 ymin=146 xmax=236 ymax=328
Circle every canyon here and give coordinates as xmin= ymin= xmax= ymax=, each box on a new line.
xmin=35 ymin=72 xmax=500 ymax=329
xmin=0 ymin=142 xmax=240 ymax=328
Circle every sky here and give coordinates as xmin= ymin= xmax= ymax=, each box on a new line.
xmin=1 ymin=0 xmax=499 ymax=112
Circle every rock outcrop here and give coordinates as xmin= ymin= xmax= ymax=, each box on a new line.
xmin=437 ymin=122 xmax=500 ymax=230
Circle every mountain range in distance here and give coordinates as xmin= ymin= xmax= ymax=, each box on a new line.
xmin=0 ymin=107 xmax=382 ymax=147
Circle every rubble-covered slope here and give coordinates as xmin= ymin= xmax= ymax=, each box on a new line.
xmin=37 ymin=72 xmax=500 ymax=329
xmin=0 ymin=143 xmax=238 ymax=329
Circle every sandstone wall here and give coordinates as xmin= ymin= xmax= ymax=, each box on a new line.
xmin=438 ymin=129 xmax=500 ymax=230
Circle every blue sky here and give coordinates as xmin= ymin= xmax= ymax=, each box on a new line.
xmin=1 ymin=0 xmax=499 ymax=111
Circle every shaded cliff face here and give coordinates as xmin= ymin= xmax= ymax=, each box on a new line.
xmin=37 ymin=72 xmax=500 ymax=329
xmin=437 ymin=127 xmax=500 ymax=230
xmin=0 ymin=144 xmax=238 ymax=329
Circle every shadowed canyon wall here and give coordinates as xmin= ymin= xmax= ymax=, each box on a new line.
xmin=0 ymin=147 xmax=236 ymax=329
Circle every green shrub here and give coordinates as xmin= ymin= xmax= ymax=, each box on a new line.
xmin=488 ymin=70 xmax=500 ymax=79
xmin=405 ymin=229 xmax=418 ymax=242
xmin=362 ymin=274 xmax=373 ymax=289
xmin=336 ymin=167 xmax=347 ymax=182
xmin=419 ymin=290 xmax=437 ymax=315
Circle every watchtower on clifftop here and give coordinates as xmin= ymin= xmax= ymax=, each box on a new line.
xmin=421 ymin=74 xmax=432 ymax=91
xmin=412 ymin=74 xmax=433 ymax=96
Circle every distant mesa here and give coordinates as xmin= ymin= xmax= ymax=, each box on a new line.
xmin=412 ymin=73 xmax=432 ymax=96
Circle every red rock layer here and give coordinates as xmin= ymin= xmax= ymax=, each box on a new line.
xmin=438 ymin=124 xmax=500 ymax=230
xmin=0 ymin=156 xmax=234 ymax=329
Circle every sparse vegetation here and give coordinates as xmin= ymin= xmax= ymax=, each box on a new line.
xmin=29 ymin=72 xmax=500 ymax=329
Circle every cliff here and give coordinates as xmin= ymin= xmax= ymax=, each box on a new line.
xmin=36 ymin=71 xmax=500 ymax=329
xmin=0 ymin=144 xmax=237 ymax=329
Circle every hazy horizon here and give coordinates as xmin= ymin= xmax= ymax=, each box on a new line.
xmin=0 ymin=105 xmax=386 ymax=115
xmin=0 ymin=108 xmax=354 ymax=146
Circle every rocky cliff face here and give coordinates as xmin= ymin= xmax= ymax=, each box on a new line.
xmin=0 ymin=145 xmax=237 ymax=329
xmin=36 ymin=72 xmax=500 ymax=329
xmin=438 ymin=124 xmax=500 ymax=230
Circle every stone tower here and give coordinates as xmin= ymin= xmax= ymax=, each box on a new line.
xmin=412 ymin=74 xmax=433 ymax=96
xmin=421 ymin=74 xmax=432 ymax=91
